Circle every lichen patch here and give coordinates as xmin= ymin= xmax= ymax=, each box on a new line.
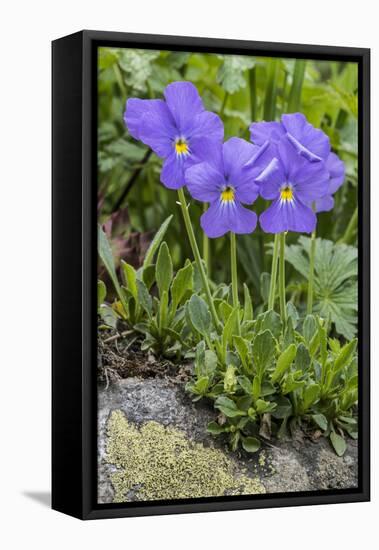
xmin=105 ymin=410 xmax=265 ymax=502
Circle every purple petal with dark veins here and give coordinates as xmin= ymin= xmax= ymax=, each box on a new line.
xmin=260 ymin=197 xmax=316 ymax=234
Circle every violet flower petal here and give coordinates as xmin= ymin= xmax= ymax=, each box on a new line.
xmin=185 ymin=161 xmax=224 ymax=202
xmin=260 ymin=197 xmax=316 ymax=234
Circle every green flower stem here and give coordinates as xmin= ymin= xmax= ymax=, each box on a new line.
xmin=338 ymin=206 xmax=358 ymax=245
xmin=307 ymin=229 xmax=316 ymax=315
xmin=220 ymin=91 xmax=229 ymax=116
xmin=202 ymin=202 xmax=210 ymax=276
xmin=268 ymin=234 xmax=280 ymax=310
xmin=249 ymin=66 xmax=257 ymax=122
xmin=177 ymin=188 xmax=221 ymax=331
xmin=279 ymin=232 xmax=287 ymax=323
xmin=263 ymin=58 xmax=279 ymax=121
xmin=230 ymin=232 xmax=241 ymax=335
xmin=287 ymin=59 xmax=306 ymax=112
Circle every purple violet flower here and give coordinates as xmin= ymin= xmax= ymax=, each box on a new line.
xmin=124 ymin=81 xmax=224 ymax=190
xmin=251 ymin=112 xmax=346 ymax=217
xmin=185 ymin=137 xmax=271 ymax=238
xmin=256 ymin=137 xmax=330 ymax=234
xmin=250 ymin=112 xmax=331 ymax=162
xmin=313 ymin=152 xmax=345 ymax=212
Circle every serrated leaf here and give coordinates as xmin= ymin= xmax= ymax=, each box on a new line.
xmin=286 ymin=237 xmax=358 ymax=339
xmin=217 ymin=55 xmax=255 ymax=94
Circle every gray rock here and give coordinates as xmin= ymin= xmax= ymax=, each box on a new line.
xmin=97 ymin=377 xmax=358 ymax=503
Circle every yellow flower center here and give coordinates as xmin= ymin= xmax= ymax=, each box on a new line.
xmin=221 ymin=186 xmax=235 ymax=202
xmin=280 ymin=185 xmax=294 ymax=202
xmin=175 ymin=138 xmax=189 ymax=156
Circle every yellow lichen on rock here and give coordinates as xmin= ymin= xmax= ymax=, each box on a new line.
xmin=105 ymin=410 xmax=265 ymax=502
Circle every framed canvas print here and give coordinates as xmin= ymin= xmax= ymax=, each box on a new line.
xmin=52 ymin=30 xmax=370 ymax=520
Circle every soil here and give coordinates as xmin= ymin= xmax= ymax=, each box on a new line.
xmin=97 ymin=332 xmax=358 ymax=504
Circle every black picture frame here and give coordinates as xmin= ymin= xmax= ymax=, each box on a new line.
xmin=52 ymin=30 xmax=370 ymax=520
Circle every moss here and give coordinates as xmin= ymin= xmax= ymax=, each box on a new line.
xmin=105 ymin=410 xmax=265 ymax=502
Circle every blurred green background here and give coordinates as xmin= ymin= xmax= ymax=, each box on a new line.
xmin=97 ymin=47 xmax=358 ymax=324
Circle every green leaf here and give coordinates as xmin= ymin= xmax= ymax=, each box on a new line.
xmin=98 ymin=225 xmax=128 ymax=314
xmin=207 ymin=421 xmax=226 ymax=435
xmin=217 ymin=55 xmax=255 ymax=94
xmin=222 ymin=308 xmax=240 ymax=352
xmin=118 ymin=48 xmax=160 ymax=93
xmin=142 ymin=264 xmax=156 ymax=290
xmin=303 ymin=315 xmax=318 ymax=345
xmin=238 ymin=375 xmax=253 ymax=395
xmin=188 ymin=295 xmax=211 ymax=336
xmin=233 ymin=336 xmax=250 ymax=370
xmin=214 ymin=396 xmax=246 ymax=418
xmin=260 ymin=272 xmax=270 ymax=304
xmin=295 ymin=343 xmax=311 ymax=372
xmin=171 ymin=261 xmax=193 ymax=310
xmin=136 ymin=279 xmax=152 ymax=318
xmin=302 ymin=383 xmax=320 ymax=411
xmin=271 ymin=343 xmax=297 ymax=382
xmin=287 ymin=302 xmax=299 ymax=328
xmin=312 ymin=413 xmax=328 ymax=431
xmin=286 ymin=237 xmax=358 ymax=339
xmin=97 ymin=280 xmax=106 ymax=307
xmin=272 ymin=396 xmax=292 ymax=419
xmin=252 ymin=330 xmax=275 ymax=374
xmin=242 ymin=436 xmax=261 ymax=453
xmin=330 ymin=431 xmax=347 ymax=456
xmin=121 ymin=261 xmax=137 ymax=300
xmin=334 ymin=339 xmax=357 ymax=374
xmin=155 ymin=242 xmax=173 ymax=297
xmin=258 ymin=310 xmax=282 ymax=340
xmin=243 ymin=283 xmax=253 ymax=322
xmin=142 ymin=215 xmax=173 ymax=269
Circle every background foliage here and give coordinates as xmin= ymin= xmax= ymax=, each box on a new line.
xmin=98 ymin=47 xmax=358 ymax=335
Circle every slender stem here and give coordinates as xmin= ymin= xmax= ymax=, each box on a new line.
xmin=279 ymin=232 xmax=287 ymax=323
xmin=230 ymin=232 xmax=241 ymax=335
xmin=268 ymin=234 xmax=280 ymax=310
xmin=263 ymin=59 xmax=279 ymax=121
xmin=338 ymin=206 xmax=358 ymax=245
xmin=307 ymin=229 xmax=316 ymax=315
xmin=202 ymin=202 xmax=210 ymax=276
xmin=249 ymin=66 xmax=257 ymax=122
xmin=287 ymin=59 xmax=306 ymax=112
xmin=177 ymin=188 xmax=221 ymax=331
xmin=220 ymin=91 xmax=229 ymax=116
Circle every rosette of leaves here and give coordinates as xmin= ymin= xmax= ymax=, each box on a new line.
xmin=286 ymin=237 xmax=358 ymax=340
xmin=186 ymin=303 xmax=358 ymax=456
